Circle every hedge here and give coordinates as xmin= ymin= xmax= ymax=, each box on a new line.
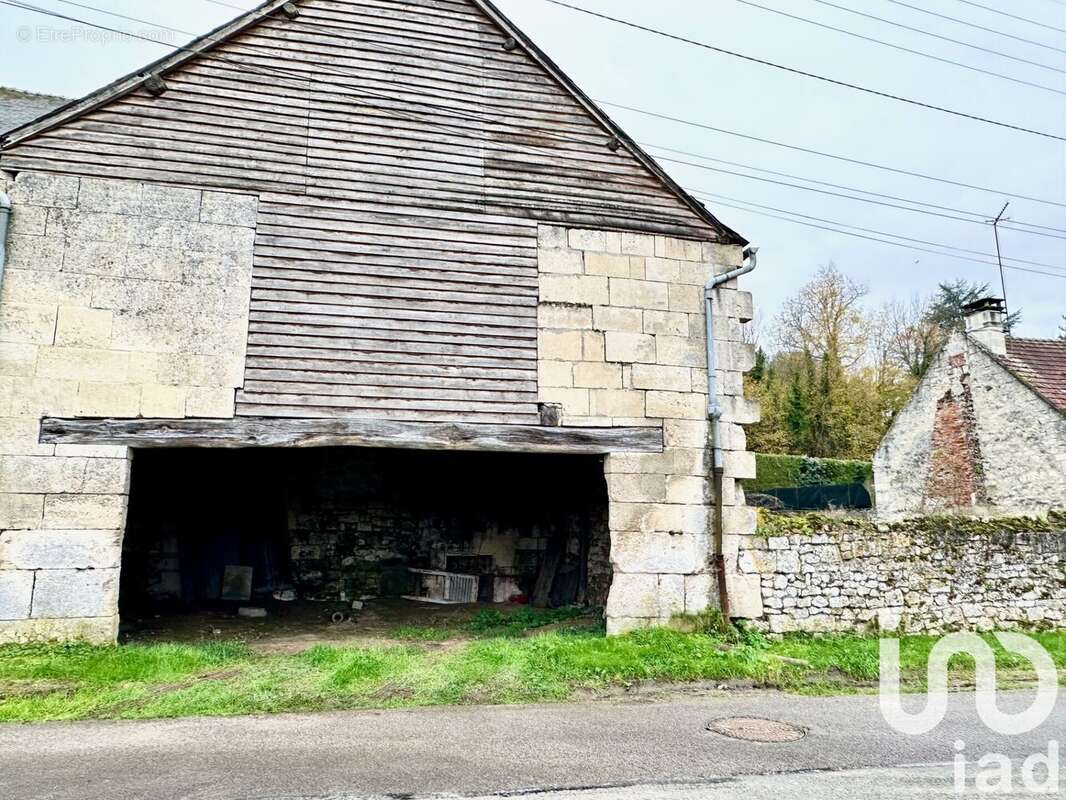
xmin=747 ymin=453 xmax=873 ymax=492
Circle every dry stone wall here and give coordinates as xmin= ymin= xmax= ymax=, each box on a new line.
xmin=0 ymin=171 xmax=255 ymax=643
xmin=740 ymin=515 xmax=1066 ymax=634
xmin=535 ymin=225 xmax=760 ymax=633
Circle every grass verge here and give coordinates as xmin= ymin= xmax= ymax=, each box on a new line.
xmin=2 ymin=628 xmax=1063 ymax=723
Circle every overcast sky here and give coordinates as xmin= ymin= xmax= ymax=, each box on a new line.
xmin=3 ymin=0 xmax=1064 ymax=340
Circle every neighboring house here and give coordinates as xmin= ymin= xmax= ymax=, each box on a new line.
xmin=0 ymin=0 xmax=760 ymax=644
xmin=875 ymin=298 xmax=1066 ymax=517
xmin=0 ymin=86 xmax=67 ymax=136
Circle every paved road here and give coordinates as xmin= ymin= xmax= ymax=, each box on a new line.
xmin=0 ymin=690 xmax=1060 ymax=799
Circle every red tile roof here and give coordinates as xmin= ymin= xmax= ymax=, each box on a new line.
xmin=1002 ymin=338 xmax=1066 ymax=414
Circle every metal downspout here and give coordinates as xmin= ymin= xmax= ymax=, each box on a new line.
xmin=0 ymin=192 xmax=11 ymax=284
xmin=705 ymin=245 xmax=758 ymax=620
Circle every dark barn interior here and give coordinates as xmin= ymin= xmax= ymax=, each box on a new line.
xmin=119 ymin=447 xmax=611 ymax=638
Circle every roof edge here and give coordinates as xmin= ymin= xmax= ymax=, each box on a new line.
xmin=965 ymin=332 xmax=1066 ymax=420
xmin=0 ymin=0 xmax=291 ymax=148
xmin=472 ymin=0 xmax=746 ymax=246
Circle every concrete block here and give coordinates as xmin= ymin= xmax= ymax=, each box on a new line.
xmin=574 ymin=362 xmax=622 ymax=389
xmin=0 ymin=416 xmax=52 ymax=456
xmin=632 ymin=364 xmax=691 ymax=392
xmin=200 ymin=191 xmax=258 ymax=227
xmin=685 ymin=573 xmax=716 ymax=615
xmin=582 ymin=331 xmax=605 ymax=361
xmin=584 ymin=252 xmax=631 ymax=277
xmin=540 ymin=274 xmax=609 ymax=306
xmin=539 ymin=387 xmax=589 ymax=416
xmin=0 ymin=493 xmax=44 ymax=530
xmin=539 ymin=330 xmax=583 ymax=361
xmin=140 ymin=383 xmax=187 ymax=418
xmin=185 ymin=386 xmax=235 ymax=418
xmin=83 ymin=458 xmax=131 ymax=494
xmin=37 ymin=348 xmax=129 ymax=383
xmin=655 ymin=336 xmax=705 ymax=368
xmin=606 ymin=616 xmax=654 ymax=635
xmin=0 ymin=303 xmax=57 ymax=345
xmin=78 ymin=177 xmax=143 ymax=215
xmin=9 ymin=205 xmax=47 ymax=236
xmin=0 ymin=455 xmax=86 ymax=494
xmin=0 ymin=570 xmax=34 ymax=620
xmin=606 ymin=473 xmax=668 ymax=503
xmin=9 ymin=172 xmax=79 ymax=208
xmin=663 ymin=419 xmax=710 ymax=448
xmin=125 ymin=244 xmax=184 ymax=282
xmin=655 ymin=236 xmax=701 ymax=261
xmin=42 ymin=494 xmax=127 ymax=530
xmin=726 ymin=572 xmax=764 ymax=619
xmin=0 ymin=530 xmax=121 ymax=570
xmin=643 ymin=310 xmax=688 ymax=337
xmin=537 ymin=225 xmax=568 ymax=249
xmin=60 ymin=239 xmax=128 ymax=278
xmin=54 ymin=444 xmax=129 ymax=459
xmin=538 ymin=303 xmax=592 ymax=330
xmin=31 ymin=568 xmax=119 ymax=619
xmin=76 ymin=382 xmax=141 ymax=417
xmin=611 ymin=532 xmax=710 ymax=574
xmin=669 ymin=283 xmax=703 ymax=315
xmin=611 ymin=502 xmax=708 ymax=535
xmin=592 ymin=306 xmax=643 ymax=333
xmin=142 ymin=184 xmax=201 ymax=220
xmin=539 ymin=248 xmax=584 ymax=274
xmin=0 ymin=615 xmax=118 ymax=644
xmin=3 ymin=234 xmax=64 ymax=273
xmin=606 ymin=572 xmax=659 ymax=619
xmin=0 ymin=270 xmax=94 ymax=308
xmin=54 ymin=306 xmax=113 ymax=348
xmin=538 ymin=360 xmax=573 ymax=388
xmin=590 ymin=388 xmax=645 ymax=417
xmin=608 ymin=278 xmax=669 ymax=310
xmin=666 ymin=475 xmax=710 ymax=505
xmin=646 ymin=390 xmax=705 ymax=420
xmin=643 ymin=257 xmax=681 ymax=283
xmin=723 ymin=450 xmax=757 ymax=480
xmin=620 ymin=232 xmax=655 ymax=256
xmin=568 ymin=228 xmax=621 ymax=253
xmin=604 ymin=332 xmax=656 ymax=364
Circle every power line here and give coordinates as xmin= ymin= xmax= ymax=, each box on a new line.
xmin=539 ymin=0 xmax=1066 ymax=141
xmin=8 ymin=0 xmax=1066 ymax=280
xmin=810 ymin=0 xmax=1066 ymax=68
xmin=951 ymin=0 xmax=1066 ymax=36
xmin=689 ymin=188 xmax=1066 ymax=272
xmin=601 ymin=101 xmax=1066 ymax=212
xmin=23 ymin=0 xmax=1066 ymax=227
xmin=735 ymin=0 xmax=1066 ymax=95
xmin=883 ymin=0 xmax=1066 ymax=55
xmin=642 ymin=142 xmax=1066 ymax=239
xmin=692 ymin=191 xmax=1066 ymax=280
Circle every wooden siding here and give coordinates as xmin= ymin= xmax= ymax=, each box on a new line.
xmin=1 ymin=0 xmax=724 ymax=423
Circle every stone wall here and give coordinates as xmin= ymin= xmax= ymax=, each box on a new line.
xmin=535 ymin=226 xmax=760 ymax=633
xmin=0 ymin=171 xmax=255 ymax=643
xmin=740 ymin=515 xmax=1066 ymax=634
xmin=875 ymin=332 xmax=1066 ymax=516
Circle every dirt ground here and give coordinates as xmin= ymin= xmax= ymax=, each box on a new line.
xmin=121 ymin=599 xmax=507 ymax=653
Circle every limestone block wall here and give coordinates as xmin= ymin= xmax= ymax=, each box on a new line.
xmin=0 ymin=171 xmax=256 ymax=643
xmin=739 ymin=516 xmax=1066 ymax=634
xmin=535 ymin=225 xmax=760 ymax=633
xmin=875 ymin=333 xmax=1066 ymax=517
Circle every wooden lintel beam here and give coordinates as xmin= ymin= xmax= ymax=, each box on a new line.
xmin=38 ymin=417 xmax=664 ymax=455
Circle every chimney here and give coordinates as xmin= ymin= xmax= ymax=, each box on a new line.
xmin=962 ymin=297 xmax=1007 ymax=355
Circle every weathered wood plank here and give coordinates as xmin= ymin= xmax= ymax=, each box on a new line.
xmin=39 ymin=417 xmax=664 ymax=454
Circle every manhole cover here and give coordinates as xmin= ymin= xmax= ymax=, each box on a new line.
xmin=706 ymin=716 xmax=806 ymax=743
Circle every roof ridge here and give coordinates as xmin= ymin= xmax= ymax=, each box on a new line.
xmin=0 ymin=86 xmax=67 ymax=100
xmin=1008 ymin=336 xmax=1066 ymax=345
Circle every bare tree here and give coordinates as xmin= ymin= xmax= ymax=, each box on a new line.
xmin=774 ymin=263 xmax=869 ymax=367
xmin=883 ymin=295 xmax=944 ymax=379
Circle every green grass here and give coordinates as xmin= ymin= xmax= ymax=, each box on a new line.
xmin=2 ymin=629 xmax=1063 ymax=723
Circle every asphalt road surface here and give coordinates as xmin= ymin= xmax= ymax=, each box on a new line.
xmin=0 ymin=690 xmax=1060 ymax=799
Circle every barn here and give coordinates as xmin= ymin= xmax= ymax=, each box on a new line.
xmin=0 ymin=0 xmax=760 ymax=644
